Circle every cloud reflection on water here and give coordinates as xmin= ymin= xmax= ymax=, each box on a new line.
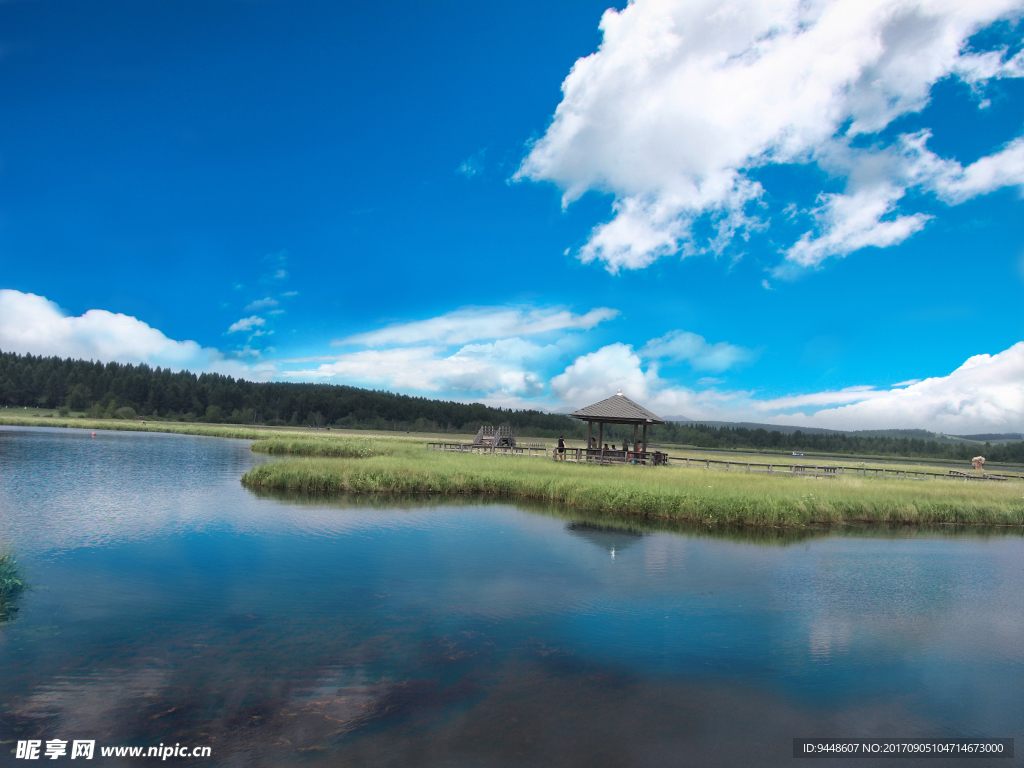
xmin=1 ymin=428 xmax=1022 ymax=765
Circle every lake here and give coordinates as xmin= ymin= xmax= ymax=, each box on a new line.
xmin=1 ymin=426 xmax=1021 ymax=766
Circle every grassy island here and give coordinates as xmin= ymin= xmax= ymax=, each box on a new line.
xmin=3 ymin=413 xmax=1022 ymax=527
xmin=241 ymin=437 xmax=1024 ymax=528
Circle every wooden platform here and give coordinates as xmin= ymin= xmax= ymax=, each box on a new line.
xmin=428 ymin=442 xmax=665 ymax=466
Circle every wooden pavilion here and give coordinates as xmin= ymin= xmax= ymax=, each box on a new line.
xmin=569 ymin=391 xmax=666 ymax=464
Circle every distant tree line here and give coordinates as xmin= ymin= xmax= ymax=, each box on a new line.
xmin=648 ymin=422 xmax=1024 ymax=464
xmin=2 ymin=350 xmax=1022 ymax=462
xmin=0 ymin=350 xmax=581 ymax=437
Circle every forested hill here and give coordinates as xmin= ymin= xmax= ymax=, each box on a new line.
xmin=0 ymin=350 xmax=577 ymax=435
xmin=651 ymin=422 xmax=1024 ymax=464
xmin=2 ymin=350 xmax=1022 ymax=462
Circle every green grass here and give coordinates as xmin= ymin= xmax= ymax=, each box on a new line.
xmin=241 ymin=439 xmax=1024 ymax=528
xmin=6 ymin=413 xmax=1022 ymax=526
xmin=0 ymin=414 xmax=298 ymax=440
xmin=0 ymin=552 xmax=25 ymax=622
xmin=250 ymin=435 xmax=390 ymax=458
xmin=0 ymin=413 xmax=438 ymax=444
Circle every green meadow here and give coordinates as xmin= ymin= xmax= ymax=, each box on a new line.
xmin=241 ymin=436 xmax=1024 ymax=528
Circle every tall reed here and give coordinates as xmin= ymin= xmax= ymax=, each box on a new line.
xmin=0 ymin=553 xmax=25 ymax=622
xmin=250 ymin=436 xmax=387 ymax=458
xmin=240 ymin=445 xmax=1024 ymax=528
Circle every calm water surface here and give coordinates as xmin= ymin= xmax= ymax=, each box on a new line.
xmin=1 ymin=427 xmax=1022 ymax=767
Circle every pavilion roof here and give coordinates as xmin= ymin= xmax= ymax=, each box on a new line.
xmin=569 ymin=393 xmax=665 ymax=425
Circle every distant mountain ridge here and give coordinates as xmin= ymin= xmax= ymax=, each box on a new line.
xmin=667 ymin=419 xmax=1023 ymax=444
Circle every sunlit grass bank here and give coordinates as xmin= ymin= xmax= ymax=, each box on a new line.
xmin=244 ymin=485 xmax=1024 ymax=543
xmin=250 ymin=436 xmax=389 ymax=458
xmin=0 ymin=413 xmax=427 ymax=443
xmin=240 ymin=439 xmax=1024 ymax=527
xmin=0 ymin=552 xmax=25 ymax=622
xmin=0 ymin=414 xmax=275 ymax=439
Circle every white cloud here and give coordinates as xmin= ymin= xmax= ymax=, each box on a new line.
xmin=546 ymin=338 xmax=1024 ymax=433
xmin=285 ymin=338 xmax=558 ymax=399
xmin=337 ymin=306 xmax=619 ymax=347
xmin=0 ymin=289 xmax=265 ymax=378
xmin=757 ymin=343 xmax=1024 ymax=432
xmin=548 ymin=342 xmax=750 ymax=418
xmin=642 ymin=330 xmax=757 ymax=371
xmin=244 ymin=297 xmax=279 ymax=312
xmin=924 ymin=136 xmax=1024 ymax=204
xmin=517 ymin=0 xmax=1024 ymax=273
xmin=954 ymin=47 xmax=1024 ymax=83
xmin=780 ymin=130 xmax=1024 ymax=267
xmin=309 ymin=305 xmax=621 ymax=402
xmin=227 ymin=316 xmax=265 ymax=333
xmin=550 ymin=343 xmax=660 ymax=406
xmin=458 ymin=149 xmax=486 ymax=178
xmin=784 ymin=184 xmax=932 ymax=267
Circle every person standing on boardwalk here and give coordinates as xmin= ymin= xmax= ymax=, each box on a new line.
xmin=557 ymin=435 xmax=566 ymax=461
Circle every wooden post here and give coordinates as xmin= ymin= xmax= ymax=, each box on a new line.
xmin=587 ymin=420 xmax=593 ymax=449
xmin=641 ymin=423 xmax=648 ymax=455
xmin=632 ymin=423 xmax=638 ymax=451
xmin=598 ymin=422 xmax=604 ymax=454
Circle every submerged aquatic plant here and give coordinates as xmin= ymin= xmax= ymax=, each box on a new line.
xmin=0 ymin=552 xmax=26 ymax=622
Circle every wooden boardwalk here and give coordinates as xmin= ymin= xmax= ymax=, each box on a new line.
xmin=426 ymin=442 xmax=667 ymax=465
xmin=425 ymin=442 xmax=1021 ymax=482
xmin=668 ymin=456 xmax=1019 ymax=482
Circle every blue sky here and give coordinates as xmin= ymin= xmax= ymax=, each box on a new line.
xmin=1 ymin=0 xmax=1023 ymax=432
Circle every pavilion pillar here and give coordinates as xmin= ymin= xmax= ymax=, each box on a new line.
xmin=642 ymin=423 xmax=648 ymax=454
xmin=632 ymin=423 xmax=638 ymax=451
xmin=587 ymin=420 xmax=592 ymax=449
xmin=598 ymin=422 xmax=604 ymax=459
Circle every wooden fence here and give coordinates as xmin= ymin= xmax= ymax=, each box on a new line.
xmin=426 ymin=442 xmax=550 ymax=459
xmin=666 ymin=456 xmax=1019 ymax=482
xmin=425 ymin=442 xmax=1022 ymax=482
xmin=426 ymin=443 xmax=665 ymax=465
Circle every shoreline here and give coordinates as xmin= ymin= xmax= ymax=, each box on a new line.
xmin=239 ymin=447 xmax=1024 ymax=529
xmin=241 ymin=482 xmax=1024 ymax=530
xmin=5 ymin=418 xmax=1023 ymax=528
xmin=3 ymin=414 xmax=1023 ymax=474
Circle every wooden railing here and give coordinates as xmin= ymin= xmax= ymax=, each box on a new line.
xmin=663 ymin=456 xmax=1022 ymax=481
xmin=428 ymin=443 xmax=664 ymax=466
xmin=552 ymin=447 xmax=667 ymax=465
xmin=426 ymin=442 xmax=550 ymax=459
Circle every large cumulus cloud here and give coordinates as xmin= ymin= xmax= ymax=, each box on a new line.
xmin=0 ymin=289 xmax=265 ymax=378
xmin=517 ymin=0 xmax=1024 ymax=273
xmin=549 ymin=338 xmax=1024 ymax=433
